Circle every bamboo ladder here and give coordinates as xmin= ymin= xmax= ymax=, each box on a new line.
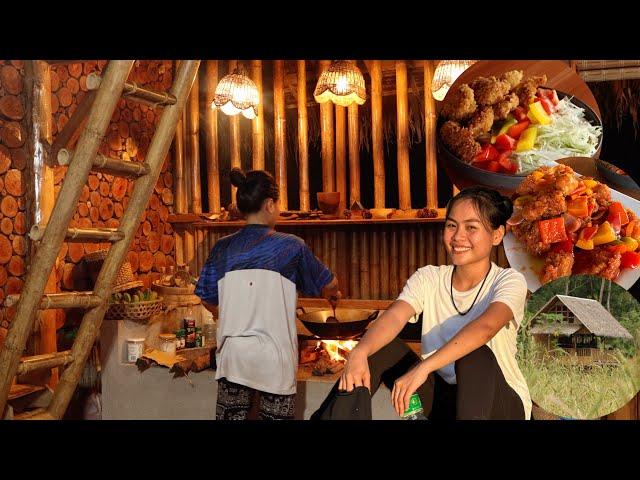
xmin=0 ymin=60 xmax=200 ymax=419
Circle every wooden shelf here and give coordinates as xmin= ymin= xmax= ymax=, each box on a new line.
xmin=169 ymin=210 xmax=446 ymax=228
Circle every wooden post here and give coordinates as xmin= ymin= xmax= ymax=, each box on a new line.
xmin=370 ymin=228 xmax=380 ymax=299
xmin=348 ymin=103 xmax=360 ymax=206
xmin=418 ymin=227 xmax=426 ymax=268
xmin=204 ymin=60 xmax=220 ymax=213
xmin=390 ymin=229 xmax=399 ymax=297
xmin=330 ymin=231 xmax=337 ymax=284
xmin=228 ymin=60 xmax=241 ymax=201
xmin=350 ymin=231 xmax=360 ymax=298
xmin=273 ymin=60 xmax=288 ymax=210
xmin=396 ymin=61 xmax=411 ymax=210
xmin=424 ymin=60 xmax=438 ymax=209
xmin=409 ymin=229 xmax=417 ymax=278
xmin=27 ymin=60 xmax=60 ymax=387
xmin=0 ymin=61 xmax=135 ymax=417
xmin=360 ymin=230 xmax=370 ymax=299
xmin=319 ymin=60 xmax=335 ymax=192
xmin=400 ymin=229 xmax=409 ymax=288
xmin=371 ymin=60 xmax=385 ymax=208
xmin=335 ymin=105 xmax=347 ymax=213
xmin=251 ymin=60 xmax=265 ymax=171
xmin=380 ymin=227 xmax=389 ymax=299
xmin=297 ymin=60 xmax=310 ymax=212
xmin=187 ymin=65 xmax=202 ymax=214
xmin=173 ymin=73 xmax=187 ymax=268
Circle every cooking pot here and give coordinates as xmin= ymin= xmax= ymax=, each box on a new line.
xmin=297 ymin=307 xmax=379 ymax=340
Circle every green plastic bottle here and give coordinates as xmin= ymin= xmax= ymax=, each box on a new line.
xmin=402 ymin=393 xmax=427 ymax=420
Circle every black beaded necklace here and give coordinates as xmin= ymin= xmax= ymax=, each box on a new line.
xmin=449 ymin=264 xmax=492 ymax=316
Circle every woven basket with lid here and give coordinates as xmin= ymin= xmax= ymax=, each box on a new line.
xmin=84 ymin=249 xmax=143 ymax=293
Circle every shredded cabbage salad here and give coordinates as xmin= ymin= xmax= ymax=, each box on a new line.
xmin=514 ymin=97 xmax=602 ymax=174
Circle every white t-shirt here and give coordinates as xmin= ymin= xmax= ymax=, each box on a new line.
xmin=397 ymin=262 xmax=532 ymax=419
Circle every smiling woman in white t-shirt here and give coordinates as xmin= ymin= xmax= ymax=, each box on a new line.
xmin=334 ymin=186 xmax=532 ymax=420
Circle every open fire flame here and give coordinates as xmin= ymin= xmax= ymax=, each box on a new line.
xmin=319 ymin=340 xmax=358 ymax=362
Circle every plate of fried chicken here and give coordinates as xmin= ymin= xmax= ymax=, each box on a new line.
xmin=503 ymin=164 xmax=640 ymax=292
xmin=437 ymin=68 xmax=602 ymax=192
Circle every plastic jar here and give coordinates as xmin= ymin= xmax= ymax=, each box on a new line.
xmin=176 ymin=329 xmax=186 ymax=350
xmin=159 ymin=333 xmax=177 ymax=355
xmin=126 ymin=338 xmax=145 ymax=363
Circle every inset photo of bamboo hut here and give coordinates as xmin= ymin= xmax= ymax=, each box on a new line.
xmin=517 ymin=274 xmax=640 ymax=419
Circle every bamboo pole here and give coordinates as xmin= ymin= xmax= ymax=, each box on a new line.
xmin=27 ymin=60 xmax=60 ymax=387
xmin=409 ymin=229 xmax=417 ymax=277
xmin=336 ymin=230 xmax=348 ymax=298
xmin=437 ymin=226 xmax=448 ymax=266
xmin=348 ymin=103 xmax=360 ymax=206
xmin=427 ymin=228 xmax=436 ymax=266
xmin=350 ymin=231 xmax=360 ymax=298
xmin=322 ymin=231 xmax=330 ymax=269
xmin=175 ymin=230 xmax=185 ymax=266
xmin=418 ymin=227 xmax=426 ymax=267
xmin=205 ymin=60 xmax=220 ymax=213
xmin=48 ymin=90 xmax=97 ymax=164
xmin=396 ymin=61 xmax=411 ymax=210
xmin=297 ymin=60 xmax=310 ymax=211
xmin=576 ymin=60 xmax=640 ymax=70
xmin=335 ymin=105 xmax=347 ymax=213
xmin=229 ymin=60 xmax=241 ymax=200
xmin=273 ymin=60 xmax=288 ymax=210
xmin=370 ymin=228 xmax=380 ymax=299
xmin=57 ymin=148 xmax=149 ymax=177
xmin=188 ymin=66 xmax=202 ymax=214
xmin=360 ymin=230 xmax=370 ymax=299
xmin=185 ymin=228 xmax=195 ymax=274
xmin=0 ymin=61 xmax=135 ymax=416
xmin=390 ymin=229 xmax=399 ymax=297
xmin=579 ymin=68 xmax=640 ymax=82
xmin=371 ymin=60 xmax=385 ymax=208
xmin=400 ymin=229 xmax=409 ymax=287
xmin=47 ymin=61 xmax=201 ymax=419
xmin=17 ymin=351 xmax=74 ymax=376
xmin=251 ymin=60 xmax=265 ymax=171
xmin=330 ymin=230 xmax=337 ymax=284
xmin=380 ymin=227 xmax=389 ymax=299
xmin=174 ymin=110 xmax=186 ymax=213
xmin=424 ymin=60 xmax=438 ymax=209
xmin=319 ymin=60 xmax=335 ymax=193
xmin=5 ymin=292 xmax=102 ymax=310
xmin=86 ymin=73 xmax=177 ymax=106
xmin=30 ymin=224 xmax=123 ymax=243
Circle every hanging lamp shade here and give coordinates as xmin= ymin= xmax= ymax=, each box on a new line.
xmin=431 ymin=60 xmax=476 ymax=101
xmin=212 ymin=68 xmax=260 ymax=119
xmin=314 ymin=60 xmax=366 ymax=107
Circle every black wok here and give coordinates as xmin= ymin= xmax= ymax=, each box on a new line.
xmin=297 ymin=307 xmax=379 ymax=340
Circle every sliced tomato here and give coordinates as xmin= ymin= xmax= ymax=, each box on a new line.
xmin=473 ymin=144 xmax=499 ymax=163
xmin=513 ymin=106 xmax=528 ymax=122
xmin=609 ymin=212 xmax=623 ymax=234
xmin=551 ymin=239 xmax=574 ymax=253
xmin=539 ymin=97 xmax=556 ymax=115
xmin=580 ymin=225 xmax=598 ymax=240
xmin=494 ymin=134 xmax=517 ymax=152
xmin=497 ymin=151 xmax=517 ymax=174
xmin=507 ymin=120 xmax=531 ymax=139
xmin=608 ymin=202 xmax=630 ymax=226
xmin=567 ymin=196 xmax=589 ymax=218
xmin=621 ymin=251 xmax=640 ymax=269
xmin=538 ymin=88 xmax=560 ymax=106
xmin=607 ymin=242 xmax=628 ymax=254
xmin=485 ymin=161 xmax=501 ymax=173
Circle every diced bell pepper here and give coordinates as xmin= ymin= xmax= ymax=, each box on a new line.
xmin=592 ymin=221 xmax=617 ymax=246
xmin=538 ymin=217 xmax=568 ymax=244
xmin=528 ymin=102 xmax=552 ymax=125
xmin=516 ymin=127 xmax=538 ymax=152
xmin=621 ymin=251 xmax=640 ymax=269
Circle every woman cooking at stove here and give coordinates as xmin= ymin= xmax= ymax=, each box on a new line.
xmin=315 ymin=186 xmax=531 ymax=420
xmin=196 ymin=168 xmax=341 ymax=420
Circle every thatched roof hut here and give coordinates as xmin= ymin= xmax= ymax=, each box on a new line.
xmin=530 ymin=295 xmax=633 ymax=340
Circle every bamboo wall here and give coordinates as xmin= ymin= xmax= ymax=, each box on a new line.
xmin=177 ymin=222 xmax=510 ymax=300
xmin=0 ymin=61 xmax=29 ymax=348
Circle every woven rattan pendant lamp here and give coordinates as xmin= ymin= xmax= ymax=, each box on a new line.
xmin=212 ymin=63 xmax=260 ymax=119
xmin=314 ymin=60 xmax=367 ymax=107
xmin=431 ymin=60 xmax=476 ymax=101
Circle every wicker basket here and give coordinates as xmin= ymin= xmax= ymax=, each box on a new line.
xmin=105 ymin=297 xmax=165 ymax=321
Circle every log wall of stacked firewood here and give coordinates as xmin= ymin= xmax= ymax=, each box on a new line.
xmin=0 ymin=61 xmax=28 ymax=347
xmin=50 ymin=60 xmax=177 ymax=298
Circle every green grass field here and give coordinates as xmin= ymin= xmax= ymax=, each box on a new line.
xmin=517 ymin=330 xmax=640 ymax=419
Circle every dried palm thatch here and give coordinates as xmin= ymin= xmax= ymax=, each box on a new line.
xmin=589 ymin=79 xmax=640 ymax=137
